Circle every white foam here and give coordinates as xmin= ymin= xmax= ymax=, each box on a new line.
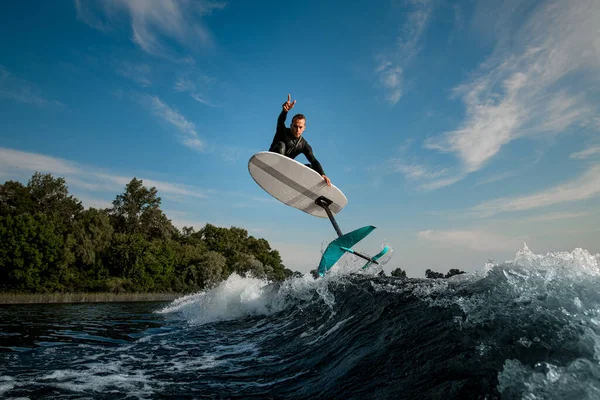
xmin=498 ymin=359 xmax=600 ymax=398
xmin=39 ymin=366 xmax=156 ymax=396
xmin=157 ymin=273 xmax=275 ymax=325
xmin=158 ymin=268 xmax=355 ymax=326
xmin=410 ymin=245 xmax=600 ymax=366
xmin=0 ymin=376 xmax=15 ymax=396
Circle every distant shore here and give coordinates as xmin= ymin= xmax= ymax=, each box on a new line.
xmin=0 ymin=292 xmax=182 ymax=305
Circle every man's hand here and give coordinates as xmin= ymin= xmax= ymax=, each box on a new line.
xmin=322 ymin=175 xmax=331 ymax=187
xmin=282 ymin=94 xmax=296 ymax=112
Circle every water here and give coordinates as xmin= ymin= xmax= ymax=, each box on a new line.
xmin=1 ymin=245 xmax=599 ymax=399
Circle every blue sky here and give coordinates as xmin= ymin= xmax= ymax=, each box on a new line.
xmin=1 ymin=0 xmax=599 ymax=276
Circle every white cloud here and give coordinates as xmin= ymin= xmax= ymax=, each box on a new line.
xmin=382 ymin=146 xmax=463 ymax=191
xmin=426 ymin=0 xmax=600 ymax=173
xmin=570 ymin=146 xmax=600 ymax=160
xmin=0 ymin=147 xmax=209 ymax=200
xmin=0 ymin=147 xmax=80 ymax=175
xmin=174 ymin=74 xmax=218 ymax=107
xmin=397 ymin=0 xmax=432 ymax=63
xmin=386 ymin=158 xmax=447 ymax=180
xmin=384 ymin=155 xmax=464 ymax=191
xmin=524 ymin=211 xmax=590 ymax=222
xmin=190 ymin=93 xmax=218 ymax=107
xmin=75 ymin=0 xmax=226 ymax=57
xmin=472 ymin=164 xmax=600 ymax=217
xmin=141 ymin=95 xmax=205 ymax=151
xmin=418 ymin=175 xmax=464 ymax=191
xmin=376 ymin=58 xmax=403 ymax=104
xmin=418 ymin=229 xmax=523 ymax=252
xmin=143 ymin=178 xmax=207 ymax=199
xmin=115 ymin=61 xmax=152 ymax=87
xmin=475 ymin=170 xmax=519 ymax=186
xmin=174 ymin=76 xmax=195 ymax=92
xmin=374 ymin=0 xmax=432 ymax=104
xmin=0 ymin=147 xmax=280 ymax=210
xmin=0 ymin=65 xmax=64 ymax=107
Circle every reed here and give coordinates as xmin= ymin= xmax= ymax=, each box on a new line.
xmin=0 ymin=292 xmax=181 ymax=304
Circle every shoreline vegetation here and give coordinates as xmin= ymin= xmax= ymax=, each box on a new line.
xmin=0 ymin=292 xmax=181 ymax=305
xmin=1 ymin=172 xmax=464 ymax=304
xmin=1 ymin=172 xmax=296 ymax=300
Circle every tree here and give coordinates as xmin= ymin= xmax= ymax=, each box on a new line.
xmin=70 ymin=208 xmax=114 ymax=269
xmin=425 ymin=269 xmax=445 ymax=279
xmin=0 ymin=180 xmax=35 ymax=217
xmin=0 ymin=172 xmax=301 ymax=294
xmin=391 ymin=268 xmax=407 ymax=278
xmin=183 ymin=251 xmax=226 ymax=290
xmin=27 ymin=172 xmax=83 ymax=226
xmin=109 ymin=178 xmax=177 ymax=240
xmin=0 ymin=213 xmax=64 ymax=292
xmin=232 ymin=253 xmax=268 ymax=278
xmin=445 ymin=268 xmax=465 ymax=278
xmin=197 ymin=224 xmax=248 ymax=256
xmin=104 ymin=233 xmax=149 ymax=285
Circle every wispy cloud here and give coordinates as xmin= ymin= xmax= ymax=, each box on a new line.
xmin=524 ymin=211 xmax=590 ymax=222
xmin=115 ymin=61 xmax=152 ymax=87
xmin=75 ymin=0 xmax=226 ymax=58
xmin=472 ymin=164 xmax=600 ymax=217
xmin=174 ymin=74 xmax=218 ymax=107
xmin=0 ymin=147 xmax=80 ymax=175
xmin=418 ymin=229 xmax=523 ymax=252
xmin=570 ymin=146 xmax=600 ymax=160
xmin=375 ymin=58 xmax=403 ymax=104
xmin=418 ymin=175 xmax=464 ymax=191
xmin=0 ymin=146 xmax=209 ymax=203
xmin=374 ymin=0 xmax=433 ymax=104
xmin=140 ymin=94 xmax=205 ymax=151
xmin=386 ymin=158 xmax=447 ymax=180
xmin=426 ymin=0 xmax=600 ymax=173
xmin=0 ymin=65 xmax=64 ymax=107
xmin=144 ymin=178 xmax=207 ymax=199
xmin=475 ymin=170 xmax=520 ymax=186
xmin=0 ymin=147 xmax=281 ymax=210
xmin=383 ymin=145 xmax=461 ymax=190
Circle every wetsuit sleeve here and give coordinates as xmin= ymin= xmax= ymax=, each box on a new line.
xmin=302 ymin=143 xmax=326 ymax=176
xmin=277 ymin=110 xmax=288 ymax=131
xmin=270 ymin=110 xmax=288 ymax=152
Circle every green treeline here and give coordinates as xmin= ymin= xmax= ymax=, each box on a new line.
xmin=0 ymin=172 xmax=295 ymax=294
xmin=390 ymin=267 xmax=465 ymax=279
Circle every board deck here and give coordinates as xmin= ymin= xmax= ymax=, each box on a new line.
xmin=248 ymin=151 xmax=348 ymax=218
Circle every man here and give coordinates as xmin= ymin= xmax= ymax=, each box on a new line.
xmin=269 ymin=94 xmax=331 ymax=186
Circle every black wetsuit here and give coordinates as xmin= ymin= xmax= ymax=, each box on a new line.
xmin=269 ymin=110 xmax=326 ymax=176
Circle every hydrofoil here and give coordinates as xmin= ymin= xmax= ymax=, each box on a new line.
xmin=248 ymin=151 xmax=390 ymax=277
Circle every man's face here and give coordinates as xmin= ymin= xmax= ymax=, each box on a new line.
xmin=291 ymin=118 xmax=306 ymax=138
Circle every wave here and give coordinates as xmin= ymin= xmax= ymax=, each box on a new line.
xmin=159 ymin=245 xmax=600 ymax=398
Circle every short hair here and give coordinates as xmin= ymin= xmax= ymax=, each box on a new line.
xmin=292 ymin=114 xmax=306 ymax=124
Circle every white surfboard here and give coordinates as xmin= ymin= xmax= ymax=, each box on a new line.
xmin=248 ymin=151 xmax=348 ymax=218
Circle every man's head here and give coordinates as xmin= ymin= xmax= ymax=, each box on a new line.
xmin=291 ymin=114 xmax=306 ymax=138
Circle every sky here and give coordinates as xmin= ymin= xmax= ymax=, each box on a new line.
xmin=1 ymin=0 xmax=599 ymax=277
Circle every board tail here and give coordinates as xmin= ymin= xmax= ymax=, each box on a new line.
xmin=318 ymin=225 xmax=376 ymax=277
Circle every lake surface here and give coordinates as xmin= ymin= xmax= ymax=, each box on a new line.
xmin=1 ymin=247 xmax=600 ymax=399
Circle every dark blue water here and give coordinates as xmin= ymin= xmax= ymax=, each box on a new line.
xmin=1 ymin=245 xmax=599 ymax=399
